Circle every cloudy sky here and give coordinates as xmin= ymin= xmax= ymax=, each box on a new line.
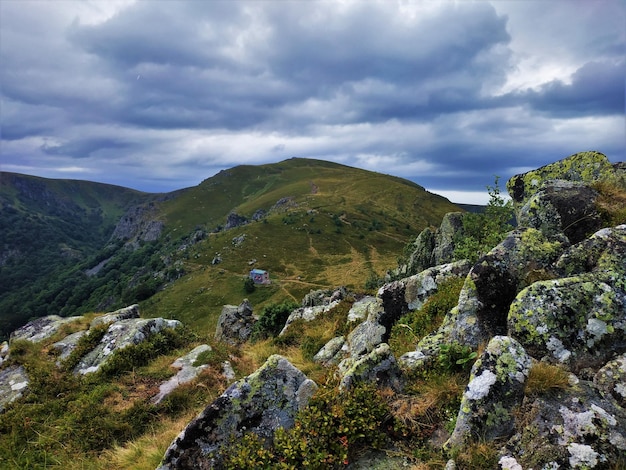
xmin=1 ymin=0 xmax=624 ymax=204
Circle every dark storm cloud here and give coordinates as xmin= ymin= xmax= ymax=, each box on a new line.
xmin=0 ymin=0 xmax=624 ymax=203
xmin=514 ymin=60 xmax=625 ymax=117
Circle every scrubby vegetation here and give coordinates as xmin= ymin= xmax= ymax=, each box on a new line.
xmin=453 ymin=177 xmax=515 ymax=263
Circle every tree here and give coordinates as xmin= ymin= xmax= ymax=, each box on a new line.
xmin=453 ymin=177 xmax=514 ymax=263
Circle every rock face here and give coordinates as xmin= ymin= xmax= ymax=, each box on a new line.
xmin=214 ymin=300 xmax=255 ymax=345
xmin=393 ymin=151 xmax=626 ymax=467
xmin=445 ymin=336 xmax=531 ymax=450
xmin=111 ymin=203 xmax=163 ymax=242
xmin=0 ymin=365 xmax=29 ymax=413
xmin=158 ymin=355 xmax=317 ymax=469
xmin=10 ymin=315 xmax=82 ymax=344
xmin=152 ymin=344 xmax=212 ymax=404
xmin=90 ymin=304 xmax=140 ymax=327
xmin=73 ymin=317 xmax=181 ymax=375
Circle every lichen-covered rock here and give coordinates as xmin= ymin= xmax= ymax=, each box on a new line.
xmin=507 ymin=151 xmax=614 ymax=210
xmin=301 ymin=286 xmax=347 ymax=307
xmin=338 ymin=343 xmax=403 ymax=392
xmin=347 ymin=296 xmax=378 ymax=323
xmin=403 ymin=260 xmax=471 ymax=311
xmin=313 ymin=335 xmax=346 ymax=365
xmin=517 ymin=181 xmax=602 ymax=244
xmin=0 ymin=365 xmax=29 ymax=413
xmin=214 ymin=299 xmax=255 ymax=345
xmin=505 ymin=379 xmax=626 ymax=469
xmin=0 ymin=341 xmax=9 ymax=365
xmin=377 ymin=280 xmax=408 ymax=334
xmin=345 ymin=321 xmax=387 ymax=358
xmin=445 ymin=336 xmax=531 ymax=451
xmin=431 ymin=212 xmax=465 ymax=267
xmin=593 ymin=354 xmax=626 ymax=408
xmin=10 ymin=315 xmax=82 ymax=344
xmin=279 ymin=299 xmax=340 ymax=336
xmin=406 ymin=229 xmax=565 ymax=366
xmin=401 ymin=227 xmax=435 ymax=276
xmin=556 ymin=224 xmax=626 ymax=280
xmin=90 ymin=304 xmax=140 ymax=328
xmin=52 ymin=330 xmax=87 ymax=362
xmin=152 ymin=344 xmax=212 ymax=404
xmin=157 ymin=355 xmax=317 ymax=469
xmin=73 ymin=317 xmax=181 ymax=375
xmin=508 ymin=274 xmax=626 ymax=372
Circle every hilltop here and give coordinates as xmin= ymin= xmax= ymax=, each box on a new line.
xmin=0 ymin=158 xmax=459 ymax=337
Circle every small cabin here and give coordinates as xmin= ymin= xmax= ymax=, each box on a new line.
xmin=249 ymin=268 xmax=270 ymax=285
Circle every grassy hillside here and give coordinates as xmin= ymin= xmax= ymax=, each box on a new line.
xmin=141 ymin=158 xmax=459 ymax=330
xmin=0 ymin=159 xmax=459 ymax=338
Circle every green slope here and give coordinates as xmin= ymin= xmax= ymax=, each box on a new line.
xmin=0 ymin=159 xmax=460 ymax=338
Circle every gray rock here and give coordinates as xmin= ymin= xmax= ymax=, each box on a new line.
xmin=508 ymin=274 xmax=626 ymax=372
xmin=507 ymin=150 xmax=614 ymax=210
xmin=73 ymin=317 xmax=181 ymax=375
xmin=301 ymin=287 xmax=347 ymax=307
xmin=431 ymin=212 xmax=465 ymax=267
xmin=517 ymin=180 xmax=602 ymax=244
xmin=52 ymin=330 xmax=87 ymax=362
xmin=224 ymin=212 xmax=248 ymax=229
xmin=345 ymin=321 xmax=387 ymax=358
xmin=214 ymin=300 xmax=255 ymax=345
xmin=401 ymin=227 xmax=435 ymax=276
xmin=505 ymin=378 xmax=626 ymax=469
xmin=0 ymin=341 xmax=9 ymax=365
xmin=152 ymin=344 xmax=212 ymax=404
xmin=157 ymin=355 xmax=317 ymax=469
xmin=339 ymin=343 xmax=403 ymax=392
xmin=10 ymin=315 xmax=82 ymax=344
xmin=347 ymin=296 xmax=378 ymax=323
xmin=90 ymin=304 xmax=140 ymax=328
xmin=403 ymin=260 xmax=471 ymax=311
xmin=0 ymin=365 xmax=29 ymax=413
xmin=279 ymin=301 xmax=340 ymax=336
xmin=445 ymin=336 xmax=531 ymax=451
xmin=313 ymin=335 xmax=346 ymax=365
xmin=594 ymin=354 xmax=626 ymax=408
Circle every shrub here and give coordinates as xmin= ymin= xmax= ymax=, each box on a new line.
xmin=454 ymin=177 xmax=514 ymax=263
xmin=251 ymin=301 xmax=299 ymax=341
xmin=222 ymin=382 xmax=390 ymax=469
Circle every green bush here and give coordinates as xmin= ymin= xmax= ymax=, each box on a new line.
xmin=222 ymin=382 xmax=390 ymax=469
xmin=454 ymin=177 xmax=514 ymax=263
xmin=251 ymin=301 xmax=299 ymax=341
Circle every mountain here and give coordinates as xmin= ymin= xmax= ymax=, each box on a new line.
xmin=0 ymin=158 xmax=460 ymax=338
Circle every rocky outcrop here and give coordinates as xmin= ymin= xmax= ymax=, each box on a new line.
xmin=10 ymin=315 xmax=82 ymax=344
xmin=90 ymin=304 xmax=140 ymax=328
xmin=0 ymin=365 xmax=29 ymax=413
xmin=507 ymin=150 xmax=614 ymax=211
xmin=158 ymin=355 xmax=317 ymax=469
xmin=224 ymin=212 xmax=248 ymax=229
xmin=111 ymin=203 xmax=163 ymax=242
xmin=214 ymin=300 xmax=256 ymax=345
xmin=152 ymin=344 xmax=212 ymax=404
xmin=400 ymin=212 xmax=465 ymax=275
xmin=73 ymin=317 xmax=181 ymax=375
xmin=279 ymin=287 xmax=347 ymax=336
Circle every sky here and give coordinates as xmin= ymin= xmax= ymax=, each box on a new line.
xmin=1 ymin=1 xmax=624 ymax=204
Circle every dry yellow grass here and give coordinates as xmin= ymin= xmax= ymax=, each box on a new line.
xmin=525 ymin=361 xmax=570 ymax=395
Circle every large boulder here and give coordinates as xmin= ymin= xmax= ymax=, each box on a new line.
xmin=73 ymin=317 xmax=181 ymax=375
xmin=517 ymin=181 xmax=602 ymax=244
xmin=445 ymin=336 xmax=531 ymax=451
xmin=507 ymin=151 xmax=614 ymax=210
xmin=0 ymin=365 xmax=29 ymax=413
xmin=503 ymin=377 xmax=626 ymax=469
xmin=507 ymin=274 xmax=626 ymax=373
xmin=214 ymin=300 xmax=255 ymax=345
xmin=338 ymin=343 xmax=403 ymax=392
xmin=158 ymin=355 xmax=317 ymax=469
xmin=594 ymin=353 xmax=626 ymax=408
